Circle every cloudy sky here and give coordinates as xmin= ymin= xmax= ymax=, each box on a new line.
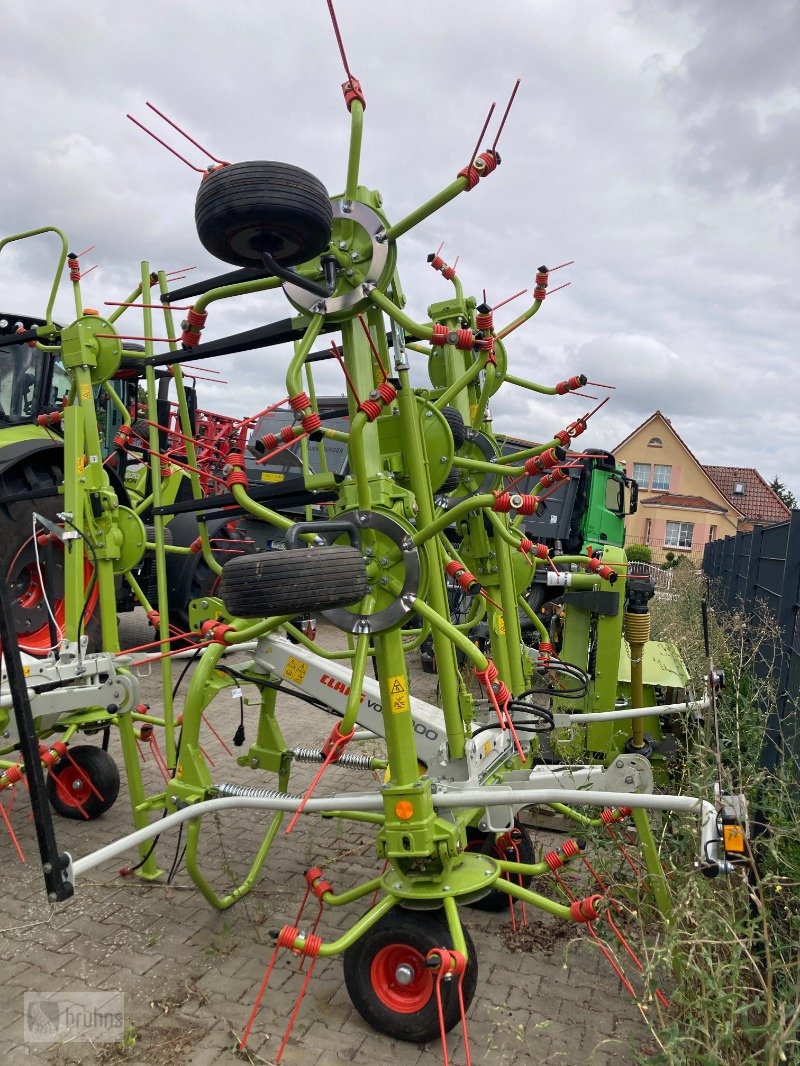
xmin=3 ymin=1 xmax=798 ymax=495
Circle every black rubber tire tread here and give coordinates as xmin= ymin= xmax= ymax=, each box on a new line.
xmin=343 ymin=908 xmax=478 ymax=1043
xmin=466 ymin=820 xmax=536 ymax=912
xmin=195 ymin=161 xmax=333 ymax=268
xmin=46 ymin=745 xmax=120 ymax=820
xmin=441 ymin=405 xmax=467 ymax=449
xmin=219 ymin=545 xmax=368 ymax=617
xmin=438 ymin=468 xmax=461 ymax=495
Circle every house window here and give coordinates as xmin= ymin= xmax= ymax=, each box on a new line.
xmin=733 ymin=482 xmax=745 ymax=495
xmin=652 ymin=464 xmax=672 ymax=491
xmin=647 ymin=437 xmax=662 ymax=447
xmin=708 ymin=525 xmax=717 ymax=542
xmin=632 ymin=463 xmax=650 ymax=489
xmin=665 ymin=521 xmax=693 ymax=549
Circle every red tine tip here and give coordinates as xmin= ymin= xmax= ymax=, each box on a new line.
xmin=491 ymin=77 xmax=521 ymax=152
xmin=146 ymin=101 xmax=229 ymax=165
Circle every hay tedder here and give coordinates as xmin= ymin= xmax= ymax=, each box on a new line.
xmin=1 ymin=6 xmax=739 ymax=1058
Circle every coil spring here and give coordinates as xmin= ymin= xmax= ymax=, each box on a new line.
xmin=291 ymin=747 xmax=374 ymax=771
xmin=215 ymin=782 xmax=300 ymax=801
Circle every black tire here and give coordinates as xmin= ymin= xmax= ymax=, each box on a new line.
xmin=46 ymin=745 xmax=120 ymax=819
xmin=0 ymin=459 xmax=98 ymax=655
xmin=438 ymin=468 xmax=461 ymax=495
xmin=219 ymin=545 xmax=368 ymax=617
xmin=465 ymin=820 xmax=536 ymax=912
xmin=195 ymin=161 xmax=333 ymax=268
xmin=441 ymin=406 xmax=467 ymax=450
xmin=343 ymin=909 xmax=478 ymax=1043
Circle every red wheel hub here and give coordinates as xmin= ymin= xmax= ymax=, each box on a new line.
xmin=52 ymin=766 xmax=92 ymax=809
xmin=6 ymin=536 xmax=96 ymax=655
xmin=371 ymin=944 xmax=433 ymax=1013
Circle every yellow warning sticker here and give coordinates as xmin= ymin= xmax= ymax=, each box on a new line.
xmin=77 ymin=455 xmax=86 ymax=474
xmin=469 ymin=404 xmax=477 ymax=423
xmin=483 ymin=739 xmax=493 ymax=756
xmin=23 ymin=665 xmax=30 ymax=677
xmin=494 ymin=614 xmax=506 ymax=635
xmin=261 ymin=472 xmax=285 ymax=483
xmin=80 ymin=383 xmax=92 ymax=400
xmin=284 ymin=657 xmax=308 ymax=685
xmin=388 ymin=674 xmax=409 ymax=713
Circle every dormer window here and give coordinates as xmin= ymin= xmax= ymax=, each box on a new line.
xmin=647 ymin=437 xmax=662 ymax=448
xmin=733 ymin=482 xmax=745 ymax=495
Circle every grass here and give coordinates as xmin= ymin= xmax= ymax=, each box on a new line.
xmin=634 ymin=566 xmax=800 ymax=1065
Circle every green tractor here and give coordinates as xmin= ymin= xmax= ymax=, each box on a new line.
xmin=0 ymin=311 xmax=92 ymax=653
xmin=0 ymin=311 xmax=252 ymax=652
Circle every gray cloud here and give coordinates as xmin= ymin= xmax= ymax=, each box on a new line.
xmin=2 ymin=0 xmax=798 ymax=501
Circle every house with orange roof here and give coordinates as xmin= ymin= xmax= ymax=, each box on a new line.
xmin=613 ymin=412 xmax=791 ymax=563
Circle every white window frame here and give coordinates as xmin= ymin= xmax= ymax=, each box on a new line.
xmin=665 ymin=520 xmax=693 ymax=549
xmin=632 ymin=463 xmax=650 ymax=489
xmin=652 ymin=464 xmax=672 ymax=491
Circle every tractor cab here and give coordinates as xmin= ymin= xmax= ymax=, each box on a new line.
xmin=0 ymin=312 xmax=67 ymax=426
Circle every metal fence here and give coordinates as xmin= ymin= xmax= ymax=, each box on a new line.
xmin=703 ymin=512 xmax=800 ymax=768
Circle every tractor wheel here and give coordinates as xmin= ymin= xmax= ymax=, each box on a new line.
xmin=168 ymin=520 xmax=253 ymax=638
xmin=343 ymin=909 xmax=478 ymax=1043
xmin=46 ymin=745 xmax=120 ymax=819
xmin=465 ymin=820 xmax=536 ymax=912
xmin=0 ymin=460 xmax=98 ymax=655
xmin=219 ymin=545 xmax=368 ymax=618
xmin=195 ymin=161 xmax=333 ymax=269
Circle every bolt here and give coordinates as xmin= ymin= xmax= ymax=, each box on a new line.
xmin=379 ymin=557 xmax=389 ymax=566
xmin=351 ymin=251 xmax=359 ymax=261
xmin=616 ymin=760 xmax=624 ymax=768
xmin=338 ymin=240 xmax=348 ymax=250
xmin=43 ymin=862 xmax=52 ymax=874
xmin=395 ymin=964 xmax=415 ymax=985
xmin=71 ymin=779 xmax=83 ymax=792
xmin=624 ymin=775 xmax=635 ymax=784
xmin=393 ymin=881 xmax=403 ymax=890
xmin=442 ymin=885 xmax=450 ymax=892
xmin=251 ymin=758 xmax=259 ymax=768
xmin=170 ymin=795 xmax=179 ymax=804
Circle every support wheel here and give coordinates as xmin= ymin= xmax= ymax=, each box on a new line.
xmin=466 ymin=820 xmax=536 ymax=912
xmin=343 ymin=908 xmax=478 ymax=1043
xmin=46 ymin=745 xmax=120 ymax=820
xmin=219 ymin=545 xmax=368 ymax=617
xmin=195 ymin=161 xmax=333 ymax=268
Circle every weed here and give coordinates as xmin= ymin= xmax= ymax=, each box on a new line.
xmin=636 ymin=569 xmax=800 ymax=1065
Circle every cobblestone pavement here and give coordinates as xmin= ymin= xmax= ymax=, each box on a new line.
xmin=1 ymin=616 xmax=657 ymax=1065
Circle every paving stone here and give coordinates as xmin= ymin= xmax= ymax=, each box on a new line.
xmin=0 ymin=616 xmax=650 ymax=1065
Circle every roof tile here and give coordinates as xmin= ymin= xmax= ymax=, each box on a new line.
xmin=702 ymin=466 xmax=792 ymax=523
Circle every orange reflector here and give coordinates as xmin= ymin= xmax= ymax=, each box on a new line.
xmin=395 ymin=800 xmax=414 ymax=821
xmin=723 ymin=823 xmax=746 ymax=854
xmin=83 ymin=308 xmax=99 ymax=316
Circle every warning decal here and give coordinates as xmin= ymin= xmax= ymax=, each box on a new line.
xmin=283 ymin=657 xmax=308 ymax=685
xmin=388 ymin=674 xmax=409 ymax=713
